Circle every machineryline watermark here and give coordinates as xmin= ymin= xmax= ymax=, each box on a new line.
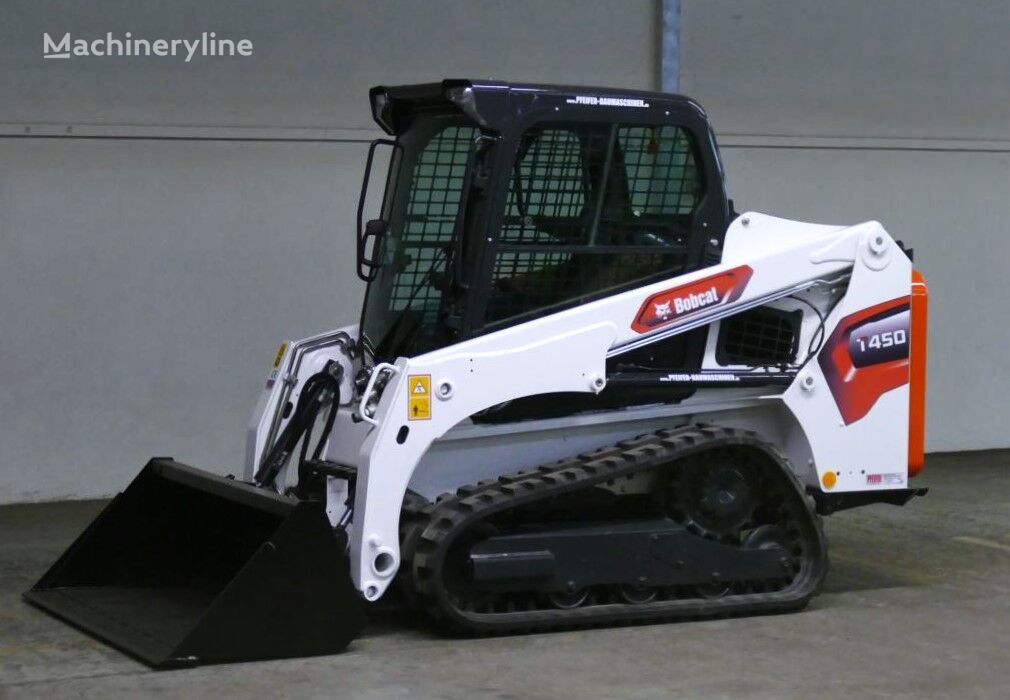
xmin=43 ymin=32 xmax=253 ymax=62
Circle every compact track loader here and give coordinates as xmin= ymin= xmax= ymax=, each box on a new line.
xmin=26 ymin=80 xmax=929 ymax=668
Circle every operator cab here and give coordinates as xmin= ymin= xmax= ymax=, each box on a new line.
xmin=356 ymin=80 xmax=733 ymax=415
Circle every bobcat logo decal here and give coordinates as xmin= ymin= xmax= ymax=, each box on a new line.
xmin=632 ymin=265 xmax=754 ymax=334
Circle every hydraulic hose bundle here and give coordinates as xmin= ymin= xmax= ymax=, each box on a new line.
xmin=254 ymin=361 xmax=342 ymax=491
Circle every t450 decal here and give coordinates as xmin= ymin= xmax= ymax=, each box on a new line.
xmin=819 ymin=297 xmax=911 ymax=424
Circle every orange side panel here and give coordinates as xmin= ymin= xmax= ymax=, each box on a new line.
xmin=908 ymin=270 xmax=928 ymax=476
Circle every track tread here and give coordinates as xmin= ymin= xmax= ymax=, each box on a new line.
xmin=402 ymin=424 xmax=827 ymax=635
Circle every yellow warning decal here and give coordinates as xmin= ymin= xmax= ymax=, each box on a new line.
xmin=272 ymin=342 xmax=289 ymax=369
xmin=407 ymin=374 xmax=431 ymax=421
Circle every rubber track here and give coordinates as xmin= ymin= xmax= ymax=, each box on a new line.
xmin=404 ymin=424 xmax=827 ymax=634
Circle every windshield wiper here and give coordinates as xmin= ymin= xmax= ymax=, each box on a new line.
xmin=374 ymin=246 xmax=449 ymax=359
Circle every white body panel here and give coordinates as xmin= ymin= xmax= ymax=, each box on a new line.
xmin=249 ymin=212 xmax=916 ymax=601
xmin=782 ymin=237 xmax=912 ymax=491
xmin=408 ymin=392 xmax=771 ymax=500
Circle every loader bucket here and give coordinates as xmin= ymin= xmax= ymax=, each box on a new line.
xmin=24 ymin=458 xmax=365 ymax=668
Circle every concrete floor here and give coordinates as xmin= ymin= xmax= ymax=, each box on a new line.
xmin=1 ymin=451 xmax=1008 ymax=699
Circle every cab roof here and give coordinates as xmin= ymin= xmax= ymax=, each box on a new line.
xmin=369 ymin=79 xmax=708 ymax=135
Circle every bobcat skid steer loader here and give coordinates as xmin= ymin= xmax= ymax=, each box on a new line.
xmin=26 ymin=80 xmax=929 ymax=668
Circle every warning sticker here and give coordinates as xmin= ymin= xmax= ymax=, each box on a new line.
xmin=272 ymin=342 xmax=288 ymax=369
xmin=266 ymin=341 xmax=288 ymax=389
xmin=407 ymin=374 xmax=431 ymax=421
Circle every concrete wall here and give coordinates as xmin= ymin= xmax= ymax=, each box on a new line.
xmin=0 ymin=0 xmax=659 ymax=502
xmin=0 ymin=0 xmax=1004 ymax=503
xmin=5 ymin=0 xmax=659 ymax=129
xmin=681 ymin=0 xmax=1010 ymax=141
xmin=681 ymin=0 xmax=1010 ymax=453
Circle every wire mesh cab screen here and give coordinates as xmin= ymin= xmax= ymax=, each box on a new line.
xmin=360 ymin=117 xmax=478 ymax=358
xmin=484 ymin=121 xmax=704 ymax=325
xmin=389 ymin=124 xmax=476 ymax=317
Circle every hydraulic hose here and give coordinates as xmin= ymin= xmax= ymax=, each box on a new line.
xmin=254 ymin=363 xmax=342 ymax=489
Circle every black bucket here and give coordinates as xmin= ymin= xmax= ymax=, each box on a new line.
xmin=24 ymin=459 xmax=366 ymax=668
